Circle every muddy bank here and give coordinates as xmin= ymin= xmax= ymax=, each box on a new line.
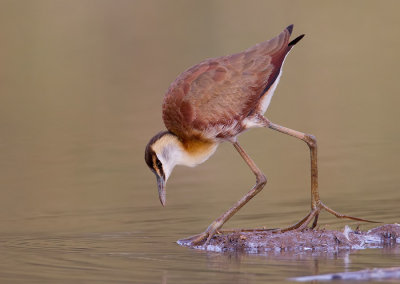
xmin=180 ymin=224 xmax=400 ymax=253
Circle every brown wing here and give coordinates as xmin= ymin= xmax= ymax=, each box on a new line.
xmin=163 ymin=25 xmax=300 ymax=140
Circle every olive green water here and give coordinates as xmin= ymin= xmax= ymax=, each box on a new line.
xmin=1 ymin=1 xmax=399 ymax=283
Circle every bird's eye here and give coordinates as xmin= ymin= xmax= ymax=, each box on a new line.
xmin=156 ymin=158 xmax=162 ymax=169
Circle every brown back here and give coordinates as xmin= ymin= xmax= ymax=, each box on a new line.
xmin=162 ymin=25 xmax=299 ymax=140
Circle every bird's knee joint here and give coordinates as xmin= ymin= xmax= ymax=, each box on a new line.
xmin=257 ymin=174 xmax=267 ymax=186
xmin=259 ymin=115 xmax=271 ymax=127
xmin=304 ymin=134 xmax=317 ymax=148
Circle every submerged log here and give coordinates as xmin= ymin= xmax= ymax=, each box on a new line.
xmin=179 ymin=224 xmax=400 ymax=253
xmin=291 ymin=267 xmax=400 ymax=282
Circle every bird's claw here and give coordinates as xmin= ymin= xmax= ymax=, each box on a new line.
xmin=177 ymin=232 xmax=210 ymax=247
xmin=178 ymin=223 xmax=222 ymax=247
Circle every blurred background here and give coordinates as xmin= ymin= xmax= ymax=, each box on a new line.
xmin=0 ymin=0 xmax=399 ymax=283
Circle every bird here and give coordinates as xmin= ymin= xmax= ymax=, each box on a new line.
xmin=145 ymin=25 xmax=374 ymax=247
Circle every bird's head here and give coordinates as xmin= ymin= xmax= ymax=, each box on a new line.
xmin=144 ymin=131 xmax=182 ymax=206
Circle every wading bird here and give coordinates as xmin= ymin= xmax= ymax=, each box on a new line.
xmin=145 ymin=25 xmax=373 ymax=246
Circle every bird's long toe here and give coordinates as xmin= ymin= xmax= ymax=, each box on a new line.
xmin=320 ymin=202 xmax=379 ymax=223
xmin=278 ymin=209 xmax=320 ymax=233
xmin=278 ymin=202 xmax=379 ymax=233
xmin=177 ymin=232 xmax=210 ymax=247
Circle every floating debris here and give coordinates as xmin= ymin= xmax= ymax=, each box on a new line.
xmin=178 ymin=224 xmax=400 ymax=253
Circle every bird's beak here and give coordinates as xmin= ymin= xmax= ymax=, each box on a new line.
xmin=157 ymin=175 xmax=166 ymax=206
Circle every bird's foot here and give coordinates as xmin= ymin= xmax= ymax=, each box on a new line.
xmin=177 ymin=232 xmax=210 ymax=247
xmin=277 ymin=201 xmax=379 ymax=233
xmin=177 ymin=221 xmax=223 ymax=247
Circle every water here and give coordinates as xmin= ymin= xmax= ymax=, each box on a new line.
xmin=1 ymin=1 xmax=399 ymax=283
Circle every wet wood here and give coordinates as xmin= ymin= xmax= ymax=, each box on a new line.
xmin=292 ymin=267 xmax=400 ymax=282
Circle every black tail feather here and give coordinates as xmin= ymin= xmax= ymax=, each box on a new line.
xmin=288 ymin=34 xmax=305 ymax=46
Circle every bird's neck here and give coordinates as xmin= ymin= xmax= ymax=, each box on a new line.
xmin=159 ymin=135 xmax=218 ymax=168
xmin=155 ymin=133 xmax=218 ymax=181
xmin=178 ymin=138 xmax=219 ymax=167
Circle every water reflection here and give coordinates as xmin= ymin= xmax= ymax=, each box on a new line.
xmin=156 ymin=248 xmax=377 ymax=284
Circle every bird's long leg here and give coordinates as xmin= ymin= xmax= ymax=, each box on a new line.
xmin=258 ymin=116 xmax=376 ymax=231
xmin=178 ymin=141 xmax=267 ymax=247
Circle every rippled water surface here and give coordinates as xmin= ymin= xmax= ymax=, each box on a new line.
xmin=1 ymin=1 xmax=400 ymax=283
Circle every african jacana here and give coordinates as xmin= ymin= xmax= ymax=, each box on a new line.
xmin=145 ymin=25 xmax=374 ymax=246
